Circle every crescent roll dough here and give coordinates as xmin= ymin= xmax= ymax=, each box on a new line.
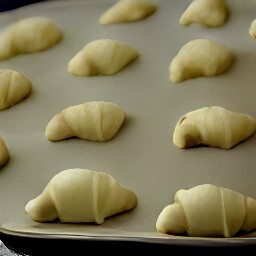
xmin=156 ymin=184 xmax=256 ymax=237
xmin=0 ymin=137 xmax=9 ymax=167
xmin=169 ymin=39 xmax=234 ymax=83
xmin=173 ymin=106 xmax=256 ymax=149
xmin=0 ymin=69 xmax=32 ymax=110
xmin=180 ymin=0 xmax=229 ymax=27
xmin=99 ymin=0 xmax=157 ymax=25
xmin=249 ymin=19 xmax=256 ymax=38
xmin=45 ymin=101 xmax=126 ymax=142
xmin=25 ymin=168 xmax=138 ymax=224
xmin=68 ymin=39 xmax=139 ymax=76
xmin=0 ymin=16 xmax=62 ymax=60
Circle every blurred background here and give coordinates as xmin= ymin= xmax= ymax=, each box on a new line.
xmin=0 ymin=0 xmax=46 ymax=12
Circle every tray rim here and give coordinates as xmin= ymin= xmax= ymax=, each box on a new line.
xmin=1 ymin=0 xmax=256 ymax=249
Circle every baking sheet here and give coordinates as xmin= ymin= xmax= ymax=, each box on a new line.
xmin=0 ymin=0 xmax=256 ymax=246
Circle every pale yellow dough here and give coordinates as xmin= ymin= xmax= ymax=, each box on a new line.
xmin=45 ymin=101 xmax=126 ymax=142
xmin=173 ymin=106 xmax=256 ymax=149
xmin=25 ymin=168 xmax=138 ymax=224
xmin=180 ymin=0 xmax=229 ymax=27
xmin=0 ymin=69 xmax=32 ymax=110
xmin=156 ymin=184 xmax=256 ymax=237
xmin=249 ymin=19 xmax=256 ymax=38
xmin=0 ymin=16 xmax=62 ymax=60
xmin=68 ymin=39 xmax=139 ymax=76
xmin=0 ymin=137 xmax=9 ymax=167
xmin=99 ymin=0 xmax=157 ymax=25
xmin=169 ymin=39 xmax=234 ymax=83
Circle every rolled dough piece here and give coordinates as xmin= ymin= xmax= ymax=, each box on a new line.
xmin=68 ymin=39 xmax=139 ymax=76
xmin=45 ymin=101 xmax=126 ymax=142
xmin=0 ymin=16 xmax=62 ymax=60
xmin=249 ymin=19 xmax=256 ymax=38
xmin=156 ymin=184 xmax=256 ymax=237
xmin=25 ymin=168 xmax=138 ymax=224
xmin=169 ymin=39 xmax=234 ymax=83
xmin=179 ymin=0 xmax=229 ymax=27
xmin=0 ymin=69 xmax=32 ymax=110
xmin=99 ymin=0 xmax=157 ymax=25
xmin=173 ymin=106 xmax=256 ymax=149
xmin=0 ymin=137 xmax=9 ymax=167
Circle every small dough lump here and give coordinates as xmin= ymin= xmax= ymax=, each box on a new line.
xmin=0 ymin=137 xmax=9 ymax=167
xmin=68 ymin=39 xmax=139 ymax=76
xmin=180 ymin=0 xmax=229 ymax=27
xmin=45 ymin=101 xmax=126 ymax=142
xmin=99 ymin=0 xmax=157 ymax=25
xmin=0 ymin=69 xmax=32 ymax=110
xmin=25 ymin=168 xmax=138 ymax=224
xmin=169 ymin=39 xmax=234 ymax=83
xmin=0 ymin=16 xmax=62 ymax=60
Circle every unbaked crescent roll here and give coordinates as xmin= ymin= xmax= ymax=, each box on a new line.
xmin=68 ymin=39 xmax=139 ymax=76
xmin=0 ymin=69 xmax=32 ymax=110
xmin=180 ymin=0 xmax=229 ymax=27
xmin=25 ymin=168 xmax=138 ymax=224
xmin=0 ymin=137 xmax=9 ymax=167
xmin=0 ymin=16 xmax=62 ymax=60
xmin=249 ymin=19 xmax=256 ymax=38
xmin=156 ymin=184 xmax=256 ymax=237
xmin=169 ymin=39 xmax=234 ymax=83
xmin=45 ymin=101 xmax=126 ymax=142
xmin=173 ymin=106 xmax=256 ymax=149
xmin=99 ymin=0 xmax=157 ymax=25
